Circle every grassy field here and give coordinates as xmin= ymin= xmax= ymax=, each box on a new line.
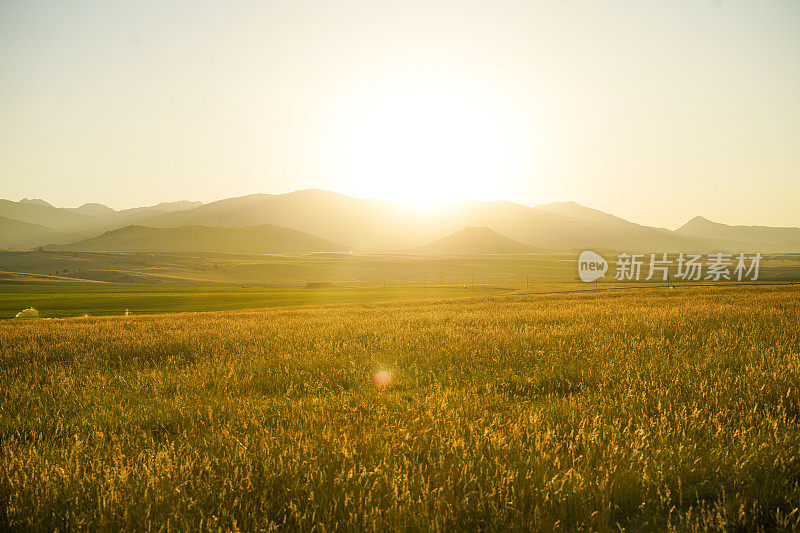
xmin=3 ymin=250 xmax=799 ymax=286
xmin=0 ymin=282 xmax=512 ymax=319
xmin=0 ymin=279 xmax=793 ymax=320
xmin=2 ymin=285 xmax=800 ymax=530
xmin=3 ymin=247 xmax=798 ymax=320
xmin=0 ymin=250 xmax=588 ymax=285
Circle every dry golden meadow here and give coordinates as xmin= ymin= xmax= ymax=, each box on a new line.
xmin=2 ymin=285 xmax=800 ymax=531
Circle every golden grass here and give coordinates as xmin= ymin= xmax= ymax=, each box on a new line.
xmin=1 ymin=285 xmax=799 ymax=531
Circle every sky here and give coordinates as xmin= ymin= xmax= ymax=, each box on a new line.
xmin=1 ymin=0 xmax=798 ymax=229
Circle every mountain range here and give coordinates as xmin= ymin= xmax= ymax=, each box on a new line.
xmin=1 ymin=189 xmax=798 ymax=253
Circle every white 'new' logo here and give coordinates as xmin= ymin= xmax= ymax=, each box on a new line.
xmin=578 ymin=251 xmax=607 ymax=282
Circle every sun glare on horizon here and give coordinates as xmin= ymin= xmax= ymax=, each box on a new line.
xmin=330 ymin=78 xmax=529 ymax=206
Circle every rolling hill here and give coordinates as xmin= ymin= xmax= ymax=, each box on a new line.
xmin=0 ymin=199 xmax=97 ymax=233
xmin=66 ymin=203 xmax=117 ymax=216
xmin=19 ymin=198 xmax=54 ymax=207
xmin=0 ymin=216 xmax=82 ymax=250
xmin=677 ymin=216 xmax=800 ymax=249
xmin=416 ymin=226 xmax=539 ymax=254
xmin=0 ymin=198 xmax=205 ymax=239
xmin=44 ymin=224 xmax=346 ymax=254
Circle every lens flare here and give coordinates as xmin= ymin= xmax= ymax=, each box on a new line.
xmin=373 ymin=370 xmax=392 ymax=389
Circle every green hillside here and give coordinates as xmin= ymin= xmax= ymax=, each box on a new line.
xmin=46 ymin=224 xmax=345 ymax=254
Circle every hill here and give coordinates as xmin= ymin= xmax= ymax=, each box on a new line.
xmin=416 ymin=226 xmax=539 ymax=254
xmin=0 ymin=198 xmax=207 ymax=246
xmin=538 ymin=201 xmax=648 ymax=229
xmin=0 ymin=199 xmax=96 ymax=233
xmin=0 ymin=216 xmax=81 ymax=250
xmin=677 ymin=216 xmax=800 ymax=249
xmin=19 ymin=198 xmax=54 ymax=207
xmin=67 ymin=203 xmax=116 ymax=216
xmin=45 ymin=224 xmax=346 ymax=254
xmin=133 ymin=189 xmax=423 ymax=249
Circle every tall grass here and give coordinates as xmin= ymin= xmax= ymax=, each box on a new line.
xmin=1 ymin=286 xmax=799 ymax=530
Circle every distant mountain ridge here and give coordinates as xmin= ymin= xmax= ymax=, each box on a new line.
xmin=67 ymin=203 xmax=116 ymax=216
xmin=2 ymin=190 xmax=799 ymax=253
xmin=0 ymin=198 xmax=204 ymax=248
xmin=677 ymin=216 xmax=800 ymax=247
xmin=0 ymin=199 xmax=95 ymax=234
xmin=19 ymin=198 xmax=54 ymax=208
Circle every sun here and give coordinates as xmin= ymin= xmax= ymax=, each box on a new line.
xmin=331 ymin=78 xmax=523 ymax=205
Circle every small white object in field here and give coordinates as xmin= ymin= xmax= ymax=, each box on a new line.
xmin=373 ymin=370 xmax=392 ymax=390
xmin=15 ymin=307 xmax=39 ymax=319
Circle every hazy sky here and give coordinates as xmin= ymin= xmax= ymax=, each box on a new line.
xmin=1 ymin=0 xmax=798 ymax=228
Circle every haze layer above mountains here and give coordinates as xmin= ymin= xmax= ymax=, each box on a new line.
xmin=1 ymin=190 xmax=798 ymax=254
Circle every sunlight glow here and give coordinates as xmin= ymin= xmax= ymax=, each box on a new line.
xmin=333 ymin=79 xmax=525 ymax=205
